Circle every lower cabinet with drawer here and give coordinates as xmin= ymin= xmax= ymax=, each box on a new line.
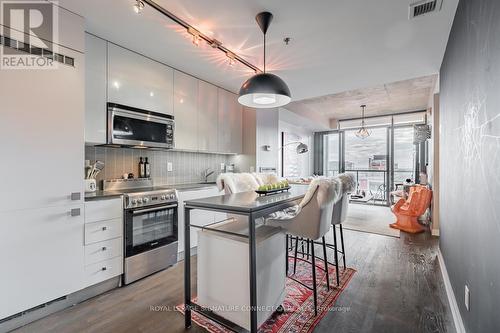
xmin=84 ymin=198 xmax=124 ymax=288
xmin=84 ymin=218 xmax=122 ymax=244
xmin=84 ymin=237 xmax=123 ymax=266
xmin=85 ymin=256 xmax=123 ymax=287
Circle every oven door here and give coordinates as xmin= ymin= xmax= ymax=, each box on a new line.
xmin=107 ymin=103 xmax=174 ymax=149
xmin=125 ymin=204 xmax=178 ymax=257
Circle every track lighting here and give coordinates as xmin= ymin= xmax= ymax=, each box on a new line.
xmin=132 ymin=0 xmax=261 ymax=73
xmin=133 ymin=0 xmax=145 ymax=14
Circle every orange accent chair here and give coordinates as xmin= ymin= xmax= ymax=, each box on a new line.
xmin=390 ymin=185 xmax=432 ymax=234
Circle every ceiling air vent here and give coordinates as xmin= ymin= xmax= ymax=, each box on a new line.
xmin=409 ymin=0 xmax=443 ymax=19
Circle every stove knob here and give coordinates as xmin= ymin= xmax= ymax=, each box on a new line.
xmin=160 ymin=195 xmax=166 ymax=200
xmin=131 ymin=198 xmax=137 ymax=205
xmin=136 ymin=198 xmax=143 ymax=204
xmin=170 ymin=194 xmax=175 ymax=200
xmin=143 ymin=197 xmax=149 ymax=203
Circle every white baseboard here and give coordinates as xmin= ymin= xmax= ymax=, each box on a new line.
xmin=432 ymin=228 xmax=440 ymax=236
xmin=437 ymin=248 xmax=466 ymax=333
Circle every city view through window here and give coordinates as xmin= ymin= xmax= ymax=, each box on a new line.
xmin=324 ymin=126 xmax=416 ymax=204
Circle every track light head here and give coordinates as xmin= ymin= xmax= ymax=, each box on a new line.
xmin=133 ymin=0 xmax=145 ymax=14
xmin=226 ymin=52 xmax=236 ymax=66
xmin=188 ymin=27 xmax=201 ymax=47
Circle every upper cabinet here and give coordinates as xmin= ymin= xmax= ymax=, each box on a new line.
xmin=85 ymin=34 xmax=107 ymax=144
xmin=198 ymin=81 xmax=219 ymax=152
xmin=85 ymin=38 xmax=242 ymax=154
xmin=107 ymin=44 xmax=173 ymax=115
xmin=218 ymin=89 xmax=242 ymax=154
xmin=229 ymin=93 xmax=243 ymax=154
xmin=174 ymin=71 xmax=198 ymax=151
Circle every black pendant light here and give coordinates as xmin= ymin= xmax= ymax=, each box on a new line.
xmin=238 ymin=12 xmax=291 ymax=108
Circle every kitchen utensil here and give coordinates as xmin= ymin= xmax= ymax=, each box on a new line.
xmin=90 ymin=160 xmax=105 ymax=179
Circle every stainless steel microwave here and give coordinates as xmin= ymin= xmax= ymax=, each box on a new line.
xmin=107 ymin=103 xmax=175 ymax=149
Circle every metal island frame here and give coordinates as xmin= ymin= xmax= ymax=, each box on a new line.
xmin=183 ymin=185 xmax=308 ymax=333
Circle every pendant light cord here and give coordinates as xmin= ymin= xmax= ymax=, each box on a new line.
xmin=263 ymin=33 xmax=266 ymax=73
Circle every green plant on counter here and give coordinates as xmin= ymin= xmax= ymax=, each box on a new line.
xmin=257 ymin=181 xmax=290 ymax=191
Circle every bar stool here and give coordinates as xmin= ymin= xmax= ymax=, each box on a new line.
xmin=288 ymin=194 xmax=349 ymax=287
xmin=330 ymin=194 xmax=348 ymax=286
xmin=265 ymin=179 xmax=338 ymax=316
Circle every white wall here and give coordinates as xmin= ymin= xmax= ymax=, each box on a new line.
xmin=231 ymin=107 xmax=257 ymax=172
xmin=278 ymin=120 xmax=313 ymax=178
xmin=232 ymin=106 xmax=321 ymax=177
xmin=255 ymin=109 xmax=280 ymax=172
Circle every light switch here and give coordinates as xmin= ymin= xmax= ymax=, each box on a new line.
xmin=167 ymin=162 xmax=173 ymax=172
xmin=220 ymin=163 xmax=225 ymax=171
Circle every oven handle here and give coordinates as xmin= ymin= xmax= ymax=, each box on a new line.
xmin=131 ymin=204 xmax=178 ymax=214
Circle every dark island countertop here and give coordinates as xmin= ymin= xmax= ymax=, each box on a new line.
xmin=184 ymin=184 xmax=309 ymax=213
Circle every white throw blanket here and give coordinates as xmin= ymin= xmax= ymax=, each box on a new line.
xmin=265 ymin=173 xmax=356 ymax=221
xmin=216 ymin=173 xmax=260 ymax=194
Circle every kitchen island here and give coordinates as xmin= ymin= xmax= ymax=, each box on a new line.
xmin=183 ymin=185 xmax=308 ymax=333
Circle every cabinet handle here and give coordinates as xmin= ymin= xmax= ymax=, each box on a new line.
xmin=70 ymin=192 xmax=81 ymax=201
xmin=102 ymin=226 xmax=107 ymax=231
xmin=70 ymin=208 xmax=80 ymax=217
xmin=102 ymin=246 xmax=107 ymax=251
xmin=101 ymin=267 xmax=107 ymax=271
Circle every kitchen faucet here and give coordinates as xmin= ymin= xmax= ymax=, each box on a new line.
xmin=203 ymin=168 xmax=214 ymax=183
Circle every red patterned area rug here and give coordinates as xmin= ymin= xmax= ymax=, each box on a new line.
xmin=176 ymin=258 xmax=356 ymax=333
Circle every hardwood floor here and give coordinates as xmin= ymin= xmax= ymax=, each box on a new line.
xmin=14 ymin=230 xmax=454 ymax=333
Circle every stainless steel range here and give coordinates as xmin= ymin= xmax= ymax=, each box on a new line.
xmin=104 ymin=179 xmax=178 ymax=284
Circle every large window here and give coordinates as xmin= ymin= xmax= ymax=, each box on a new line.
xmin=317 ymin=112 xmax=426 ymax=206
xmin=323 ymin=133 xmax=340 ymax=177
xmin=344 ymin=128 xmax=388 ymax=203
xmin=393 ymin=127 xmax=416 ymax=185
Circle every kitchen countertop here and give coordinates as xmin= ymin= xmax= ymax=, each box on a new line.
xmin=84 ymin=182 xmax=218 ymax=201
xmin=184 ymin=184 xmax=309 ymax=213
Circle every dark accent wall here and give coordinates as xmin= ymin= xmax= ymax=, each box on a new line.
xmin=440 ymin=0 xmax=500 ymax=332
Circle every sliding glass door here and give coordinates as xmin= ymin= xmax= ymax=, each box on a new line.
xmin=316 ymin=112 xmax=427 ymax=207
xmin=393 ymin=126 xmax=417 ymax=186
xmin=323 ymin=132 xmax=340 ymax=177
xmin=344 ymin=127 xmax=389 ymax=204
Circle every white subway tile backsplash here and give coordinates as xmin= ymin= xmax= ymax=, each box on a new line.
xmin=85 ymin=146 xmax=229 ymax=189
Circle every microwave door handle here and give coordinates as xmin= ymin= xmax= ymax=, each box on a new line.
xmin=132 ymin=204 xmax=178 ymax=214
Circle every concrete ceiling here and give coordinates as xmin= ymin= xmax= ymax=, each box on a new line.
xmin=286 ymin=74 xmax=438 ymax=120
xmin=59 ymin=0 xmax=457 ymax=110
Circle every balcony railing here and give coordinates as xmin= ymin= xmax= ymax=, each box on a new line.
xmin=324 ymin=169 xmax=415 ymax=206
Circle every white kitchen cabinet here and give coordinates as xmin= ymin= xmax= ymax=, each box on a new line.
xmin=198 ymin=81 xmax=219 ymax=152
xmin=174 ymin=70 xmax=198 ymax=150
xmin=108 ymin=44 xmax=174 ymax=115
xmin=83 ymin=198 xmax=123 ymax=287
xmin=84 ymin=256 xmax=123 ymax=287
xmin=229 ymin=93 xmax=243 ymax=154
xmin=85 ymin=33 xmax=107 ymax=144
xmin=198 ymin=222 xmax=286 ymax=331
xmin=217 ymin=88 xmax=232 ymax=153
xmin=0 ymin=41 xmax=84 ymax=212
xmin=0 ymin=16 xmax=86 ymax=321
xmin=217 ymin=89 xmax=242 ymax=154
xmin=177 ymin=187 xmax=226 ymax=254
xmin=84 ymin=197 xmax=123 ymax=223
xmin=0 ymin=205 xmax=85 ymax=319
